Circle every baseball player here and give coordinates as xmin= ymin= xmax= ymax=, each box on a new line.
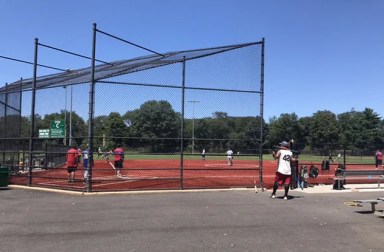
xmin=226 ymin=148 xmax=234 ymax=166
xmin=270 ymin=140 xmax=296 ymax=200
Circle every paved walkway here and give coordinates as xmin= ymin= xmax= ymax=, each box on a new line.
xmin=1 ymin=184 xmax=384 ymax=252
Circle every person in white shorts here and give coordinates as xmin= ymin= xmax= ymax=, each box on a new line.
xmin=226 ymin=148 xmax=234 ymax=166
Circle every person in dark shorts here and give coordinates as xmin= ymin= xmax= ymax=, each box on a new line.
xmin=375 ymin=149 xmax=383 ymax=168
xmin=113 ymin=144 xmax=124 ymax=177
xmin=201 ymin=149 xmax=206 ymax=160
xmin=66 ymin=145 xmax=79 ymax=182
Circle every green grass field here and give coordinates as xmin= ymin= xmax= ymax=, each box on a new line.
xmin=94 ymin=152 xmax=376 ymax=165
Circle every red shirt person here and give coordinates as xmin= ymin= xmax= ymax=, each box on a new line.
xmin=113 ymin=145 xmax=124 ymax=177
xmin=66 ymin=146 xmax=79 ymax=182
xmin=375 ymin=150 xmax=383 ymax=168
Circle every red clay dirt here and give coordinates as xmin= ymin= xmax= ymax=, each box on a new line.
xmin=9 ymin=158 xmax=378 ymax=192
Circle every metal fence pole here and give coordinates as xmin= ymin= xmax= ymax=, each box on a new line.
xmin=86 ymin=23 xmax=97 ymax=192
xmin=63 ymin=86 xmax=67 ymax=146
xmin=69 ymin=84 xmax=73 ymax=147
xmin=18 ymin=78 xmax=23 ymax=170
xmin=28 ymin=38 xmax=38 ymax=186
xmin=259 ymin=38 xmax=265 ymax=191
xmin=2 ymin=83 xmax=8 ymax=165
xmin=180 ymin=57 xmax=186 ymax=190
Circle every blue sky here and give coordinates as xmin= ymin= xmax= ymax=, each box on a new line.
xmin=1 ymin=0 xmax=384 ymax=122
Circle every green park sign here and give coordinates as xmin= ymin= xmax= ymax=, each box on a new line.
xmin=50 ymin=120 xmax=66 ymax=138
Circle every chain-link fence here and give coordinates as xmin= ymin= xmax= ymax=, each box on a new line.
xmin=2 ymin=25 xmax=265 ymax=192
xmin=0 ymin=82 xmax=23 ymax=176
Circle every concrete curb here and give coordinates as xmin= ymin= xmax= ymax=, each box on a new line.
xmin=9 ymin=184 xmax=384 ymax=196
xmin=9 ymin=184 xmax=260 ymax=196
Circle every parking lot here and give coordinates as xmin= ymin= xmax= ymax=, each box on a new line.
xmin=1 ymin=185 xmax=384 ymax=252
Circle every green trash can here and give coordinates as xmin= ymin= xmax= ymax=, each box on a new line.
xmin=0 ymin=165 xmax=9 ymax=187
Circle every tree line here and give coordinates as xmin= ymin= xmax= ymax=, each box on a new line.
xmin=18 ymin=100 xmax=384 ymax=155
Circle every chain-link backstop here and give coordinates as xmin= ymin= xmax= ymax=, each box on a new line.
xmin=1 ymin=24 xmax=265 ymax=192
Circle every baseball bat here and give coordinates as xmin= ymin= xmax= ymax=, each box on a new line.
xmin=108 ymin=161 xmax=116 ymax=170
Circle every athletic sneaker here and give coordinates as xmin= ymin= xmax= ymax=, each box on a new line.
xmin=284 ymin=196 xmax=288 ymax=200
xmin=270 ymin=194 xmax=275 ymax=199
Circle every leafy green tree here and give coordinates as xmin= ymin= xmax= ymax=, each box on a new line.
xmin=226 ymin=131 xmax=242 ymax=151
xmin=239 ymin=116 xmax=264 ymax=153
xmin=68 ymin=112 xmax=87 ymax=146
xmin=192 ymin=118 xmax=212 ymax=152
xmin=207 ymin=112 xmax=232 ymax=151
xmin=266 ymin=113 xmax=300 ymax=148
xmin=93 ymin=115 xmax=108 ymax=149
xmin=129 ymin=100 xmax=180 ymax=152
xmin=361 ymin=108 xmax=383 ymax=150
xmin=379 ymin=119 xmax=384 ymax=149
xmin=308 ymin=110 xmax=339 ymax=151
xmin=20 ymin=115 xmax=32 ymax=138
xmin=297 ymin=116 xmax=312 ymax=150
xmin=104 ymin=112 xmax=128 ymax=149
xmin=338 ymin=109 xmax=365 ymax=150
xmin=339 ymin=108 xmax=383 ymax=152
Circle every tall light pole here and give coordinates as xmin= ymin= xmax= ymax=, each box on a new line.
xmin=63 ymin=69 xmax=73 ymax=146
xmin=63 ymin=86 xmax=67 ymax=145
xmin=188 ymin=100 xmax=200 ymax=154
xmin=69 ymin=84 xmax=73 ymax=146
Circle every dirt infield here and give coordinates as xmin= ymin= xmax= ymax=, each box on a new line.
xmin=9 ymin=158 xmax=378 ymax=192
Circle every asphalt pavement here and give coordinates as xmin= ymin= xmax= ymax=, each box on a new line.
xmin=1 ymin=184 xmax=384 ymax=252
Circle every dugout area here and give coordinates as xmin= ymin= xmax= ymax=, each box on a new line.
xmin=1 ymin=23 xmax=265 ymax=192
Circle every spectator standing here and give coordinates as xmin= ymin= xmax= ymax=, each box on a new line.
xmin=66 ymin=145 xmax=79 ymax=182
xmin=113 ymin=144 xmax=125 ymax=177
xmin=375 ymin=149 xmax=383 ymax=169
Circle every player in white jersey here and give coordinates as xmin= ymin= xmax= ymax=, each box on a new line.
xmin=226 ymin=149 xmax=234 ymax=166
xmin=270 ymin=140 xmax=296 ymax=200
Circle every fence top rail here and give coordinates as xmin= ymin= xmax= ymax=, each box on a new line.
xmin=1 ymin=40 xmax=263 ymax=92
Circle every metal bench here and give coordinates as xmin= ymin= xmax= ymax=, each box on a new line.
xmin=352 ymin=198 xmax=384 ymax=214
xmin=332 ymin=170 xmax=384 ymax=190
xmin=352 ymin=200 xmax=379 ymax=212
